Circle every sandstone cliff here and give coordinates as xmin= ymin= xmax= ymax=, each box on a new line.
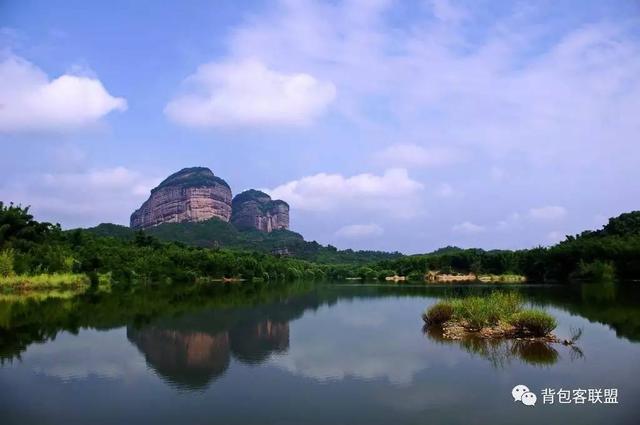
xmin=231 ymin=189 xmax=289 ymax=232
xmin=130 ymin=167 xmax=232 ymax=229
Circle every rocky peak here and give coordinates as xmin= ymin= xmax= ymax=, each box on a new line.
xmin=231 ymin=190 xmax=289 ymax=232
xmin=130 ymin=167 xmax=232 ymax=229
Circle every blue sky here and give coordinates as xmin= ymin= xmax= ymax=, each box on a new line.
xmin=1 ymin=0 xmax=639 ymax=253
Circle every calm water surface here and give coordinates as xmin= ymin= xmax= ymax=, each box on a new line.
xmin=1 ymin=282 xmax=639 ymax=424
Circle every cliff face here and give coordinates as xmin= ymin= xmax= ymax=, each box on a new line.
xmin=231 ymin=189 xmax=289 ymax=232
xmin=130 ymin=167 xmax=232 ymax=229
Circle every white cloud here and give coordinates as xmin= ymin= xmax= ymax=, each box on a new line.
xmin=373 ymin=144 xmax=464 ymax=168
xmin=0 ymin=54 xmax=126 ymax=133
xmin=528 ymin=206 xmax=567 ymax=221
xmin=335 ymin=223 xmax=384 ymax=238
xmin=266 ymin=168 xmax=423 ymax=214
xmin=452 ymin=221 xmax=485 ymax=234
xmin=165 ymin=59 xmax=336 ymax=127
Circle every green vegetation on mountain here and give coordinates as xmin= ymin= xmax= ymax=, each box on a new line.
xmin=231 ymin=189 xmax=269 ymax=204
xmin=153 ymin=166 xmax=230 ymax=192
xmin=231 ymin=189 xmax=288 ymax=211
xmin=84 ymin=218 xmax=402 ymax=265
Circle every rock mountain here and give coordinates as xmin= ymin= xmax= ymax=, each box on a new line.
xmin=231 ymin=189 xmax=289 ymax=232
xmin=130 ymin=167 xmax=289 ymax=232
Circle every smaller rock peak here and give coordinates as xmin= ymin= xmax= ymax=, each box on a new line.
xmin=231 ymin=189 xmax=289 ymax=232
xmin=232 ymin=189 xmax=272 ymax=206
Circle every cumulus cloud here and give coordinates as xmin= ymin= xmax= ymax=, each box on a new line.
xmin=0 ymin=54 xmax=126 ymax=133
xmin=165 ymin=59 xmax=336 ymax=127
xmin=266 ymin=168 xmax=423 ymax=214
xmin=528 ymin=206 xmax=567 ymax=221
xmin=373 ymin=144 xmax=465 ymax=168
xmin=335 ymin=223 xmax=384 ymax=238
xmin=452 ymin=221 xmax=485 ymax=234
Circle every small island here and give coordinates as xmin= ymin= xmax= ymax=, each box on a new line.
xmin=422 ymin=293 xmax=563 ymax=342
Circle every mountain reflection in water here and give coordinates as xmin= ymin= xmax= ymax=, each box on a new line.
xmin=128 ymin=319 xmax=289 ymax=390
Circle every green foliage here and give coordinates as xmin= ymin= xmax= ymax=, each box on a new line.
xmin=601 ymin=211 xmax=640 ymax=237
xmin=572 ymin=260 xmax=616 ymax=281
xmin=0 ymin=249 xmax=15 ymax=277
xmin=357 ymin=266 xmax=378 ymax=280
xmin=0 ymin=202 xmax=58 ymax=250
xmin=424 ymin=302 xmax=454 ymax=324
xmin=377 ymin=269 xmax=395 ymax=280
xmin=231 ymin=189 xmax=271 ymax=205
xmin=509 ymin=310 xmax=557 ymax=337
xmin=407 ymin=271 xmax=424 ymax=281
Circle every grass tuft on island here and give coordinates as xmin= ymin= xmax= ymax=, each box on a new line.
xmin=422 ymin=292 xmax=558 ymax=340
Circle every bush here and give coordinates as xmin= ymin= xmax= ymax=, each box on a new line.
xmin=357 ymin=267 xmax=378 ymax=281
xmin=377 ymin=269 xmax=395 ymax=281
xmin=424 ymin=302 xmax=454 ymax=324
xmin=572 ymin=260 xmax=616 ymax=281
xmin=0 ymin=249 xmax=15 ymax=277
xmin=509 ymin=310 xmax=557 ymax=336
xmin=407 ymin=271 xmax=425 ymax=282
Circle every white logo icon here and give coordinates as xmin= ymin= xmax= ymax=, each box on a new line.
xmin=512 ymin=384 xmax=530 ymax=401
xmin=512 ymin=385 xmax=537 ymax=406
xmin=522 ymin=392 xmax=537 ymax=406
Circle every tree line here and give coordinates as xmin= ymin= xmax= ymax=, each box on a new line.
xmin=1 ymin=201 xmax=639 ymax=284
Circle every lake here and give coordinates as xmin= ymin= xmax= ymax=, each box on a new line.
xmin=1 ymin=282 xmax=639 ymax=424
